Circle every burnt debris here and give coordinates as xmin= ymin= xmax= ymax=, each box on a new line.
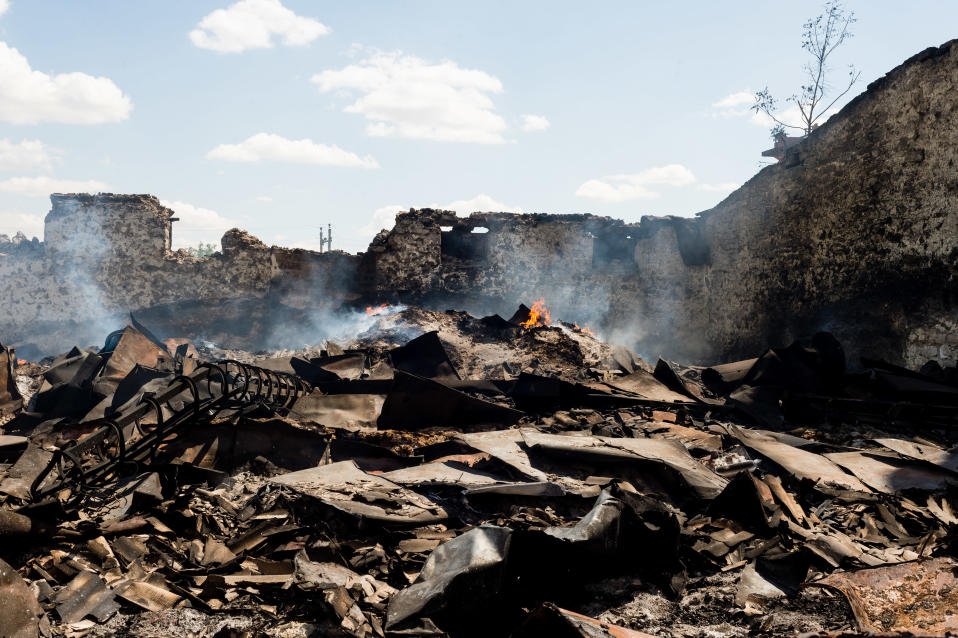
xmin=2 ymin=304 xmax=958 ymax=637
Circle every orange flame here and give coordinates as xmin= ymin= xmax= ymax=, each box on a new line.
xmin=573 ymin=322 xmax=595 ymax=337
xmin=366 ymin=303 xmax=388 ymax=315
xmin=16 ymin=358 xmax=27 ymax=365
xmin=520 ymin=298 xmax=551 ymax=329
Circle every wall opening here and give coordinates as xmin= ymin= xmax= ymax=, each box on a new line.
xmin=441 ymin=226 xmax=488 ymax=261
xmin=592 ymin=231 xmax=638 ymax=271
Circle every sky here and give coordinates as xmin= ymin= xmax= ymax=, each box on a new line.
xmin=0 ymin=0 xmax=955 ymax=253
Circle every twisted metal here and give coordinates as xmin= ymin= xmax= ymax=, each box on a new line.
xmin=30 ymin=360 xmax=312 ymax=501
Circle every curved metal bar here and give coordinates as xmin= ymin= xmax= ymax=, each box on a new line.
xmin=171 ymin=375 xmax=201 ymax=415
xmin=30 ymin=359 xmax=313 ymax=502
xmin=136 ymin=395 xmax=165 ymax=438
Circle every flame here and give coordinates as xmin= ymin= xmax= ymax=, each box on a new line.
xmin=366 ymin=303 xmax=388 ymax=315
xmin=520 ymin=298 xmax=551 ymax=329
xmin=16 ymin=358 xmax=27 ymax=365
xmin=573 ymin=322 xmax=595 ymax=337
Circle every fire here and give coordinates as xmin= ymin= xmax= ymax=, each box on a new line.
xmin=365 ymin=303 xmax=388 ymax=315
xmin=16 ymin=358 xmax=27 ymax=365
xmin=573 ymin=322 xmax=595 ymax=337
xmin=520 ymin=298 xmax=551 ymax=329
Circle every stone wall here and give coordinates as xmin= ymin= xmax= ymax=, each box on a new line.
xmin=363 ymin=39 xmax=958 ymax=368
xmin=690 ymin=39 xmax=958 ymax=367
xmin=3 ymin=40 xmax=958 ymax=366
xmin=0 ymin=194 xmax=358 ymax=353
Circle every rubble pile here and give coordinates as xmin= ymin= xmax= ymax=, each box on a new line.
xmin=2 ymin=303 xmax=958 ymax=637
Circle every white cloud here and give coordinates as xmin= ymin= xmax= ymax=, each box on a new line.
xmin=358 ymin=204 xmax=404 ymax=240
xmin=0 ymin=176 xmax=109 ymax=196
xmin=0 ymin=42 xmax=132 ymax=124
xmin=190 ymin=0 xmax=329 ymax=53
xmin=445 ymin=194 xmax=522 ymax=215
xmin=696 ymin=182 xmax=739 ymax=193
xmin=712 ymin=90 xmax=754 ymax=114
xmin=0 ymin=211 xmax=44 ymax=240
xmin=575 ymin=179 xmax=657 ymax=203
xmin=0 ymin=139 xmax=58 ymax=172
xmin=0 ymin=1 xmax=9 ymax=17
xmin=312 ymin=50 xmax=507 ymax=144
xmin=575 ymin=164 xmax=696 ymax=203
xmin=255 ymin=195 xmax=273 ymax=202
xmin=160 ymin=200 xmax=239 ymax=249
xmin=207 ymin=133 xmax=378 ymax=168
xmin=713 ymin=88 xmax=837 ymax=132
xmin=520 ymin=114 xmax=550 ymax=132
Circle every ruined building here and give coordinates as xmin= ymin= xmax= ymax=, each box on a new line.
xmin=3 ymin=38 xmax=958 ymax=367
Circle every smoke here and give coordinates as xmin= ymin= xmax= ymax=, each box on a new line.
xmin=45 ymin=212 xmax=127 ymax=352
xmin=261 ymin=303 xmax=419 ymax=351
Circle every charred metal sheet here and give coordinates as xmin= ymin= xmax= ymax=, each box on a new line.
xmin=735 ymin=552 xmax=809 ymax=607
xmin=811 ymin=558 xmax=958 ymax=634
xmin=0 ymin=443 xmax=53 ymax=500
xmin=873 ymin=437 xmax=958 ymax=474
xmin=378 ymin=370 xmax=521 ymax=429
xmin=456 ymin=429 xmax=549 ymax=482
xmin=521 ymin=431 xmax=727 ymax=499
xmin=162 ymin=417 xmax=331 ymax=472
xmin=825 ymin=451 xmax=958 ymax=494
xmin=93 ymin=325 xmax=167 ymax=397
xmin=382 ymin=461 xmax=503 ymax=487
xmin=289 ymin=390 xmax=384 ymax=431
xmin=129 ymin=313 xmax=171 ymax=355
xmin=308 ymin=353 xmax=367 ymax=380
xmin=542 ymin=489 xmax=630 ymax=555
xmin=701 ymin=358 xmax=758 ymax=395
xmin=603 ymin=436 xmax=728 ymax=499
xmin=601 ymin=368 xmax=692 ymax=403
xmin=386 ymin=525 xmax=512 ymax=629
xmin=728 ymin=425 xmax=870 ymax=492
xmin=465 ymin=481 xmax=564 ymax=496
xmin=113 ymin=577 xmax=183 ymax=612
xmin=0 ymin=557 xmax=43 ymax=638
xmin=388 ymin=331 xmax=460 ymax=381
xmin=271 ymin=460 xmax=448 ymax=524
xmin=653 ymin=358 xmax=723 ymax=405
xmin=54 ymin=571 xmax=119 ymax=623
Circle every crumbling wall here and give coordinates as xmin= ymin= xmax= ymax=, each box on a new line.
xmin=5 ymin=40 xmax=958 ymax=365
xmin=0 ymin=194 xmax=352 ymax=353
xmin=689 ymin=39 xmax=958 ymax=366
xmin=363 ymin=39 xmax=958 ymax=367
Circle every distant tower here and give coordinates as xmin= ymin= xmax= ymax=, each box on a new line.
xmin=318 ymin=224 xmax=333 ymax=252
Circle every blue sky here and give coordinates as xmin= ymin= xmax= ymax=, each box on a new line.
xmin=0 ymin=0 xmax=955 ymax=253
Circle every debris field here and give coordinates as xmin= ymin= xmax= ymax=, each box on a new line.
xmin=2 ymin=303 xmax=958 ymax=637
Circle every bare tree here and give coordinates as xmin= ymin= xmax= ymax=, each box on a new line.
xmin=753 ymin=1 xmax=861 ymax=138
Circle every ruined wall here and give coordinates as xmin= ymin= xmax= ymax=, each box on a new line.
xmin=691 ymin=39 xmax=958 ymax=367
xmin=0 ymin=194 xmax=356 ymax=353
xmin=364 ymin=39 xmax=958 ymax=367
xmin=4 ymin=40 xmax=958 ymax=366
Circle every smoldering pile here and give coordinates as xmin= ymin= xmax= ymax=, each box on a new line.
xmin=2 ymin=303 xmax=958 ymax=638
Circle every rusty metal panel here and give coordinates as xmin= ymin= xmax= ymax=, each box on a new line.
xmin=813 ymin=558 xmax=958 ymax=634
